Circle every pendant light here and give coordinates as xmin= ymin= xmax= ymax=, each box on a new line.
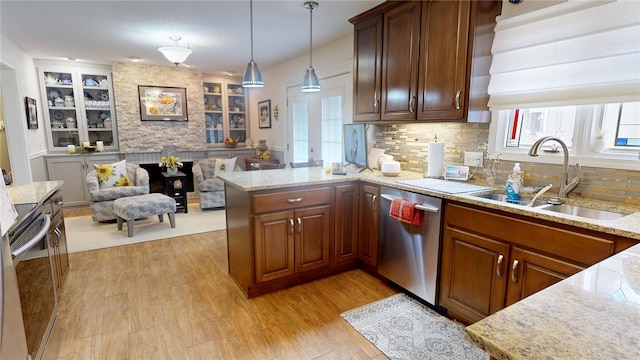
xmin=301 ymin=1 xmax=320 ymax=92
xmin=243 ymin=0 xmax=264 ymax=87
xmin=158 ymin=36 xmax=192 ymax=66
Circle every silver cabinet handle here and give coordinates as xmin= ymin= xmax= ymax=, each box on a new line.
xmin=371 ymin=195 xmax=377 ymax=211
xmin=496 ymin=254 xmax=504 ymax=277
xmin=511 ymin=260 xmax=519 ymax=283
xmin=297 ymin=218 xmax=302 ymax=233
xmin=409 ymin=96 xmax=416 ymax=113
xmin=455 ymin=90 xmax=461 ymax=110
xmin=287 ymin=198 xmax=302 ymax=203
xmin=55 ymin=200 xmax=63 ymax=206
xmin=373 ymin=94 xmax=379 ymax=113
xmin=380 ymin=194 xmax=439 ymax=213
xmin=289 ymin=219 xmax=295 ymax=234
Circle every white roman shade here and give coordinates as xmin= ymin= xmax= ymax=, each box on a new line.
xmin=487 ymin=0 xmax=640 ymax=110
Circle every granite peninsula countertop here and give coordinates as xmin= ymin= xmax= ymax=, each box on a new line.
xmin=7 ymin=181 xmax=64 ymax=205
xmin=217 ymin=168 xmax=640 ymax=241
xmin=465 ymin=242 xmax=640 ymax=359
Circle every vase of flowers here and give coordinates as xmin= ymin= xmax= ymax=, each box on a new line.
xmin=160 ymin=155 xmax=183 ymax=175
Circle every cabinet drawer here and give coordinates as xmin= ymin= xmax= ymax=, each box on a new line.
xmin=46 ymin=190 xmax=64 ymax=218
xmin=253 ymin=187 xmax=331 ymax=213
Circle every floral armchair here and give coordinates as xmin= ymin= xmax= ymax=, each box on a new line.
xmin=193 ymin=158 xmax=242 ymax=209
xmin=86 ymin=163 xmax=150 ymax=221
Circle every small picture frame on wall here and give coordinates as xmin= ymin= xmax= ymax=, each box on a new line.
xmin=138 ymin=85 xmax=188 ymax=121
xmin=24 ymin=97 xmax=38 ymax=129
xmin=258 ymin=99 xmax=271 ymax=129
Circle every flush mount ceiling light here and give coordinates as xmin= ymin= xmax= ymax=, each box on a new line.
xmin=158 ymin=36 xmax=192 ymax=66
xmin=301 ymin=1 xmax=320 ymax=92
xmin=242 ymin=0 xmax=264 ymax=87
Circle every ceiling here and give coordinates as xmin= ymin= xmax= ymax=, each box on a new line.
xmin=0 ymin=0 xmax=384 ymax=76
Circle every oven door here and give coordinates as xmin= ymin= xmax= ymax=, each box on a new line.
xmin=11 ymin=213 xmax=55 ymax=360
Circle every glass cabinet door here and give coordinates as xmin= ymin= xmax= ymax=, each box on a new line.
xmin=227 ymin=84 xmax=247 ymax=142
xmin=44 ymin=70 xmax=81 ymax=149
xmin=204 ymin=82 xmax=224 ymax=144
xmin=80 ymin=72 xmax=116 ymax=149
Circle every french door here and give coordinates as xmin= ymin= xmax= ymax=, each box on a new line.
xmin=287 ymin=73 xmax=352 ymax=164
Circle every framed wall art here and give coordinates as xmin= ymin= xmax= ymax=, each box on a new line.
xmin=258 ymin=99 xmax=271 ymax=129
xmin=24 ymin=97 xmax=38 ymax=129
xmin=138 ymin=86 xmax=188 ymax=121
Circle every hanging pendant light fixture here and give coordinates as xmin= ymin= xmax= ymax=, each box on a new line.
xmin=301 ymin=1 xmax=320 ymax=92
xmin=158 ymin=36 xmax=192 ymax=66
xmin=243 ymin=0 xmax=264 ymax=87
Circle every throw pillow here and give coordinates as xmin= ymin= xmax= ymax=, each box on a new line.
xmin=214 ymin=157 xmax=237 ymax=177
xmin=94 ymin=159 xmax=131 ymax=189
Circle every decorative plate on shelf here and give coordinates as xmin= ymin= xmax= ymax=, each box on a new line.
xmin=48 ymin=89 xmax=62 ymax=100
xmin=54 ymin=111 xmax=64 ymax=120
xmin=234 ymin=98 xmax=244 ymax=106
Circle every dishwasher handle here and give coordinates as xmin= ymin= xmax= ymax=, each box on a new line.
xmin=380 ymin=194 xmax=440 ymax=213
xmin=11 ymin=214 xmax=50 ymax=259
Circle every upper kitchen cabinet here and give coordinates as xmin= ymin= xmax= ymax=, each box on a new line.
xmin=37 ymin=62 xmax=118 ymax=152
xmin=203 ymin=79 xmax=248 ymax=146
xmin=350 ymin=0 xmax=501 ymax=123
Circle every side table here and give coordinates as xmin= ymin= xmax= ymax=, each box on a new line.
xmin=161 ymin=171 xmax=188 ymax=213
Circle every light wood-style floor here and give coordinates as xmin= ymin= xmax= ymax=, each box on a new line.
xmin=44 ymin=208 xmax=397 ymax=359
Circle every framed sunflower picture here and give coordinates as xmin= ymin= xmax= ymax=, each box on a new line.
xmin=138 ymin=85 xmax=188 ymax=121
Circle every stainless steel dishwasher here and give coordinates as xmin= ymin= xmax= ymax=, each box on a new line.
xmin=378 ymin=186 xmax=443 ymax=306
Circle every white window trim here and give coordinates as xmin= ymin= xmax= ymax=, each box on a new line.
xmin=488 ymin=110 xmax=640 ymax=171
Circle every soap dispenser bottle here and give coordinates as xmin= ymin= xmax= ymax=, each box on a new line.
xmin=505 ymin=163 xmax=523 ymax=202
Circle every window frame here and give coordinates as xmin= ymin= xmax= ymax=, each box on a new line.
xmin=489 ymin=105 xmax=640 ymax=171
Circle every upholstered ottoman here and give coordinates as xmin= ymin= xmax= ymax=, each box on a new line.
xmin=113 ymin=193 xmax=176 ymax=237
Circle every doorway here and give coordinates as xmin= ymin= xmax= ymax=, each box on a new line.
xmin=286 ymin=73 xmax=352 ymax=165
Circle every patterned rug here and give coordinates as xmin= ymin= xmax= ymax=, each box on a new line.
xmin=341 ymin=293 xmax=487 ymax=360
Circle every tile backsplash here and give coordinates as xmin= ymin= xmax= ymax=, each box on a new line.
xmin=373 ymin=122 xmax=640 ymax=205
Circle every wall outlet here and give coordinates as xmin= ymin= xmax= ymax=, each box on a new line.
xmin=464 ymin=151 xmax=484 ymax=167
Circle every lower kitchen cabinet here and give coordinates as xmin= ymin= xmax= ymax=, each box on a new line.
xmin=254 ymin=205 xmax=330 ymax=283
xmin=44 ymin=190 xmax=69 ymax=296
xmin=439 ymin=201 xmax=625 ymax=325
xmin=333 ymin=183 xmax=360 ymax=266
xmin=227 ymin=185 xmax=338 ymax=297
xmin=45 ymin=153 xmax=120 ymax=207
xmin=358 ymin=184 xmax=379 ymax=269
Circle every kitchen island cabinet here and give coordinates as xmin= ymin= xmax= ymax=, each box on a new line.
xmin=333 ymin=183 xmax=360 ymax=266
xmin=440 ymin=201 xmax=635 ymax=325
xmin=358 ymin=184 xmax=379 ymax=271
xmin=45 ymin=190 xmax=68 ymax=296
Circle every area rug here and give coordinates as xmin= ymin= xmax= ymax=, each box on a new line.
xmin=341 ymin=293 xmax=487 ymax=360
xmin=65 ymin=206 xmax=226 ymax=253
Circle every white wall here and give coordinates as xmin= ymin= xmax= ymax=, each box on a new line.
xmin=244 ymin=34 xmax=354 ymax=154
xmin=0 ymin=33 xmax=48 ymax=183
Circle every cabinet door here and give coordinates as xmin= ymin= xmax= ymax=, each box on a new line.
xmin=439 ymin=227 xmax=510 ymax=324
xmin=506 ymin=247 xmax=584 ymax=307
xmin=295 ymin=205 xmax=331 ymax=273
xmin=49 ymin=211 xmax=69 ymax=295
xmin=381 ymin=1 xmax=421 ymax=121
xmin=79 ymin=70 xmax=118 ymax=150
xmin=353 ymin=14 xmax=383 ymax=122
xmin=203 ymin=81 xmax=225 ymax=144
xmin=417 ymin=0 xmax=471 ymax=121
xmin=41 ymin=69 xmax=82 ymax=150
xmin=254 ymin=211 xmax=295 ymax=283
xmin=334 ymin=184 xmax=359 ymax=265
xmin=46 ymin=157 xmax=89 ymax=207
xmin=358 ymin=184 xmax=379 ymax=267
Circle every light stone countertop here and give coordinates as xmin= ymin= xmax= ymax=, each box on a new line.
xmin=217 ymin=168 xmax=640 ymax=241
xmin=465 ymin=242 xmax=640 ymax=360
xmin=7 ymin=181 xmax=64 ymax=205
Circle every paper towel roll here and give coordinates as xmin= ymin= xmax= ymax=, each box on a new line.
xmin=427 ymin=142 xmax=445 ymax=178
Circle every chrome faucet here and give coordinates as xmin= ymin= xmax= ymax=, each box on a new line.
xmin=528 ymin=137 xmax=581 ymax=198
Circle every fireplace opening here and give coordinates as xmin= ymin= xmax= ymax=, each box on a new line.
xmin=140 ymin=162 xmax=194 ymax=194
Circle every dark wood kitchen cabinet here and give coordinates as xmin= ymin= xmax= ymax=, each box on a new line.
xmin=350 ymin=0 xmax=501 ymax=123
xmin=358 ymin=184 xmax=379 ymax=270
xmin=333 ymin=183 xmax=360 ymax=266
xmin=45 ymin=190 xmax=69 ymax=296
xmin=439 ymin=201 xmax=626 ymax=325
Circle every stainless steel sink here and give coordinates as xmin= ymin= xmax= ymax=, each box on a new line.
xmin=535 ymin=203 xmax=625 ymax=220
xmin=472 ymin=193 xmax=546 ymax=207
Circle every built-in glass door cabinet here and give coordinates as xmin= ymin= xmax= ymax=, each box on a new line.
xmin=203 ymin=80 xmax=247 ymax=146
xmin=37 ymin=64 xmax=118 ymax=152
